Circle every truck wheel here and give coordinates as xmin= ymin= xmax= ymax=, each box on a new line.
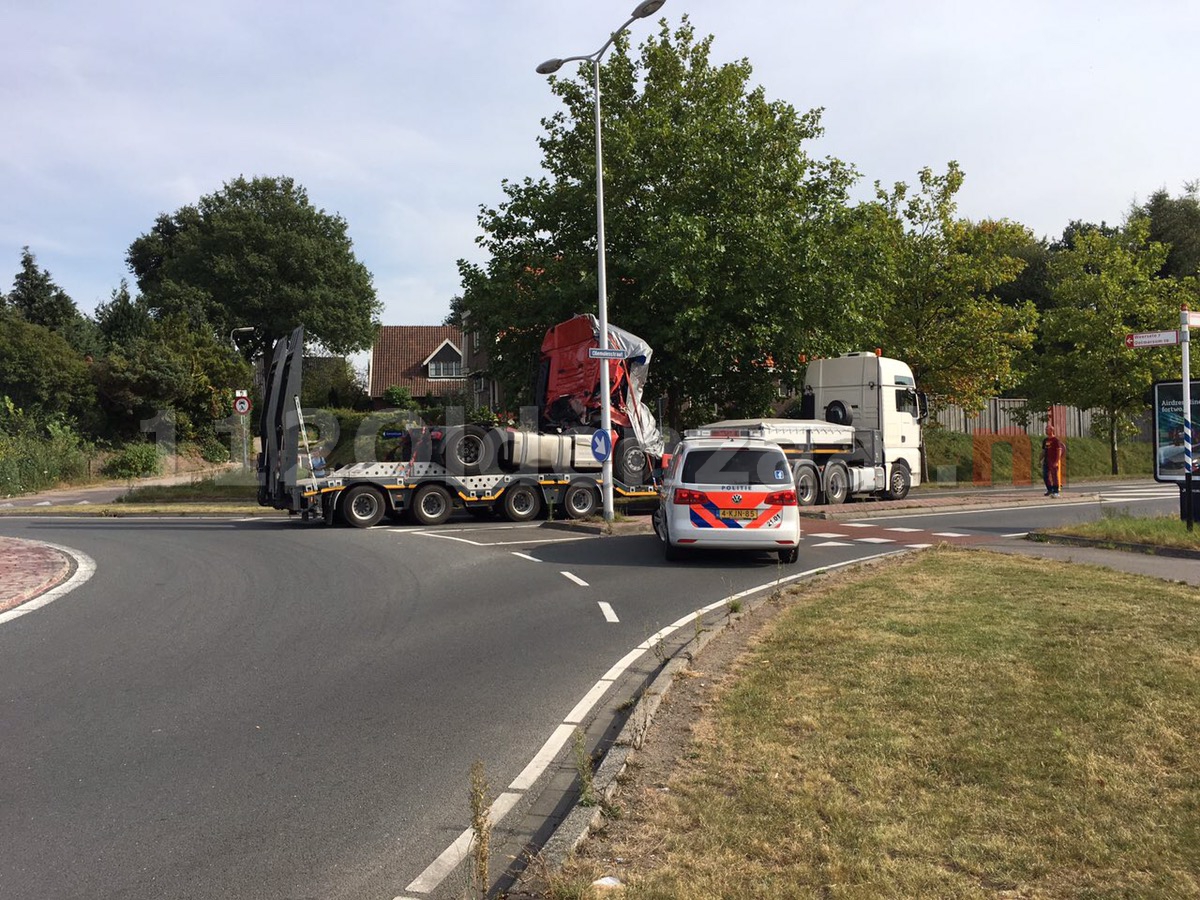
xmin=502 ymin=483 xmax=543 ymax=522
xmin=412 ymin=483 xmax=453 ymax=526
xmin=884 ymin=462 xmax=912 ymax=501
xmin=777 ymin=546 xmax=799 ymax=564
xmin=825 ymin=401 xmax=853 ymax=426
xmin=615 ymin=440 xmax=650 ymax=486
xmin=823 ymin=462 xmax=850 ymax=505
xmin=563 ymin=482 xmax=600 ymax=519
xmin=342 ymin=484 xmax=386 ymax=528
xmin=793 ymin=463 xmax=820 ymax=506
xmin=442 ymin=425 xmax=497 ymax=476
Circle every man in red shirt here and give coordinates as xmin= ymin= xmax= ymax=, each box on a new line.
xmin=1041 ymin=426 xmax=1066 ymax=497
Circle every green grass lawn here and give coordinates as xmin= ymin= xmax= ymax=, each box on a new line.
xmin=1044 ymin=510 xmax=1200 ymax=551
xmin=564 ymin=550 xmax=1200 ymax=899
xmin=117 ymin=476 xmax=258 ymax=504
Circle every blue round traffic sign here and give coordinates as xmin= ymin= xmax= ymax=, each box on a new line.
xmin=591 ymin=430 xmax=612 ymax=463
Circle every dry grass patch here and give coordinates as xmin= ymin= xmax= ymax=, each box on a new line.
xmin=561 ymin=549 xmax=1200 ymax=899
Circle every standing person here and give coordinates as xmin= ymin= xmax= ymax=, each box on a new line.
xmin=1041 ymin=425 xmax=1066 ymax=496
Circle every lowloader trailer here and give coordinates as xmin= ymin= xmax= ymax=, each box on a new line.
xmin=256 ymin=324 xmax=663 ymax=527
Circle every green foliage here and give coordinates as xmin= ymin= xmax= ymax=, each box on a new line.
xmin=195 ymin=435 xmax=232 ymax=464
xmin=302 ymin=356 xmax=368 ymax=410
xmin=1031 ymin=218 xmax=1184 ymax=473
xmin=0 ymin=310 xmax=96 ymax=420
xmin=382 ymin=384 xmax=415 ymax=408
xmin=456 ymin=18 xmax=861 ymax=422
xmin=101 ymin=441 xmax=163 ymax=479
xmin=0 ymin=398 xmax=92 ymax=495
xmin=5 ymin=246 xmax=81 ymax=331
xmin=866 ymin=165 xmax=1038 ymax=412
xmin=94 ymin=279 xmax=154 ymax=348
xmin=127 ymin=175 xmax=381 ymax=358
xmin=1137 ymin=183 xmax=1200 ymax=279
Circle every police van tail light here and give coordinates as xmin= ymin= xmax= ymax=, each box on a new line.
xmin=766 ymin=490 xmax=798 ymax=506
xmin=674 ymin=488 xmax=708 ymax=505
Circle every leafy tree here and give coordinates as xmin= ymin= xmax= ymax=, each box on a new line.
xmin=1032 ymin=219 xmax=1185 ymax=473
xmin=302 ymin=357 xmax=368 ymax=410
xmin=91 ymin=315 xmax=251 ymax=440
xmin=1136 ymin=184 xmax=1200 ymax=279
xmin=6 ymin=247 xmax=82 ymax=331
xmin=127 ymin=175 xmax=381 ymax=359
xmin=0 ymin=310 xmax=95 ymax=419
xmin=866 ymin=164 xmax=1038 ymax=412
xmin=94 ymin=279 xmax=154 ymax=349
xmin=454 ymin=18 xmax=863 ymax=425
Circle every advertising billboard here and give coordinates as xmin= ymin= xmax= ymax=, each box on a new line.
xmin=1152 ymin=380 xmax=1200 ymax=483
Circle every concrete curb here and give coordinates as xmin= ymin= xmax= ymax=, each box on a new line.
xmin=534 ymin=553 xmax=903 ymax=875
xmin=1029 ymin=532 xmax=1200 ymax=560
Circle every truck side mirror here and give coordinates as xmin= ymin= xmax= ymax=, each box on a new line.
xmin=915 ymin=391 xmax=929 ymax=422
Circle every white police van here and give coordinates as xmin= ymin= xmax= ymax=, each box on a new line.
xmin=653 ymin=432 xmax=801 ymax=563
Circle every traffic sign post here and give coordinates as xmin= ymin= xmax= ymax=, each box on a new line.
xmin=234 ymin=390 xmax=252 ymax=469
xmin=1182 ymin=309 xmax=1194 ymax=530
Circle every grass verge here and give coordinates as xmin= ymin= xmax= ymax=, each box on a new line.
xmin=1043 ymin=510 xmax=1200 ymax=552
xmin=118 ymin=476 xmax=258 ymax=503
xmin=563 ymin=549 xmax=1200 ymax=899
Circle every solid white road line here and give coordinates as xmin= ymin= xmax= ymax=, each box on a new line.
xmin=561 ymin=571 xmax=589 ymax=587
xmin=598 ymin=601 xmax=619 ymax=623
xmin=403 ymin=550 xmax=905 ymax=896
xmin=0 ymin=542 xmax=97 ymax=626
xmin=511 ymin=552 xmax=541 ymax=563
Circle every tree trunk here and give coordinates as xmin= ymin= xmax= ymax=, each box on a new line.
xmin=1109 ymin=412 xmax=1119 ymax=475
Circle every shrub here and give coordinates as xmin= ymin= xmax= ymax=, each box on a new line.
xmin=196 ymin=434 xmax=231 ymax=464
xmin=101 ymin=442 xmax=163 ymax=479
xmin=0 ymin=399 xmax=92 ymax=495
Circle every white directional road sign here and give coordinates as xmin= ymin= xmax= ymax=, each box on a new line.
xmin=591 ymin=430 xmax=612 ymax=462
xmin=1125 ymin=330 xmax=1180 ymax=349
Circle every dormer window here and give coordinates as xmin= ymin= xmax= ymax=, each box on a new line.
xmin=422 ymin=339 xmax=464 ymax=379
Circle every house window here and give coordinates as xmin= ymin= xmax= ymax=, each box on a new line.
xmin=429 ymin=361 xmax=463 ymax=379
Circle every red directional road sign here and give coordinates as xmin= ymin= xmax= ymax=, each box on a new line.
xmin=1125 ymin=330 xmax=1179 ymax=349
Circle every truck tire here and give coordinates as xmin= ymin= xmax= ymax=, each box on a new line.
xmin=825 ymin=401 xmax=853 ymax=426
xmin=442 ymin=425 xmax=497 ymax=476
xmin=341 ymin=484 xmax=386 ymax=528
xmin=563 ymin=482 xmax=600 ymax=519
xmin=823 ymin=461 xmax=850 ymax=505
xmin=793 ymin=463 xmax=820 ymax=507
xmin=412 ymin=483 xmax=454 ymax=526
xmin=615 ymin=439 xmax=651 ymax=486
xmin=502 ymin=483 xmax=543 ymax=522
xmin=884 ymin=462 xmax=912 ymax=501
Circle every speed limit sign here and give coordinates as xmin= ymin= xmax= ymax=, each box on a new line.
xmin=233 ymin=394 xmax=252 ymax=416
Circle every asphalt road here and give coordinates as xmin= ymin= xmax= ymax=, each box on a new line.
xmin=0 ymin=480 xmax=1180 ymax=900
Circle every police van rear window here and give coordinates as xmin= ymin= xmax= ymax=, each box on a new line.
xmin=681 ymin=449 xmax=790 ymax=486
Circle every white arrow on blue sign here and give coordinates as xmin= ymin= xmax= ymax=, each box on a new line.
xmin=591 ymin=430 xmax=613 ymax=462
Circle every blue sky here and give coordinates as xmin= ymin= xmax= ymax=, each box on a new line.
xmin=3 ymin=0 xmax=1197 ymax=330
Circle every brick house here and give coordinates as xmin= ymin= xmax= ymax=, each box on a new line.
xmin=368 ymin=325 xmax=467 ymax=407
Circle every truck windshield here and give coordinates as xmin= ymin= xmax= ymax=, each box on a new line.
xmin=682 ymin=449 xmax=791 ymax=486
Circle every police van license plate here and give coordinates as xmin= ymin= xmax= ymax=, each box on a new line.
xmin=721 ymin=509 xmax=758 ymax=520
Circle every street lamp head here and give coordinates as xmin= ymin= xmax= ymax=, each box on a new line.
xmin=536 ymin=58 xmax=564 ymax=75
xmin=631 ymin=0 xmax=665 ymax=18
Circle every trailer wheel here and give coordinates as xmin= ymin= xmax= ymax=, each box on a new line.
xmin=793 ymin=463 xmax=820 ymax=506
xmin=502 ymin=483 xmax=542 ymax=522
xmin=615 ymin=440 xmax=651 ymax=486
xmin=823 ymin=461 xmax=850 ymax=505
xmin=563 ymin=482 xmax=600 ymax=519
xmin=884 ymin=462 xmax=912 ymax=501
xmin=342 ymin=485 xmax=386 ymax=528
xmin=412 ymin=483 xmax=454 ymax=526
xmin=442 ymin=425 xmax=497 ymax=476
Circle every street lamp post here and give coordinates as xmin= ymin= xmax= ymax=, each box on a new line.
xmin=537 ymin=0 xmax=665 ymax=522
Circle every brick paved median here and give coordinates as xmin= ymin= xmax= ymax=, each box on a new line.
xmin=0 ymin=537 xmax=73 ymax=613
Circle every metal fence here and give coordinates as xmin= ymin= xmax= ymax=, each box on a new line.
xmin=935 ymin=399 xmax=1096 ymax=438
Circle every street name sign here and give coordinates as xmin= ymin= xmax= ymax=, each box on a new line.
xmin=588 ymin=347 xmax=626 ymax=360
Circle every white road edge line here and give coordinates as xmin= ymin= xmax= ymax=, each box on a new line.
xmin=403 ymin=549 xmax=904 ymax=897
xmin=0 ymin=542 xmax=97 ymax=626
xmin=561 ymin=571 xmax=589 ymax=587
